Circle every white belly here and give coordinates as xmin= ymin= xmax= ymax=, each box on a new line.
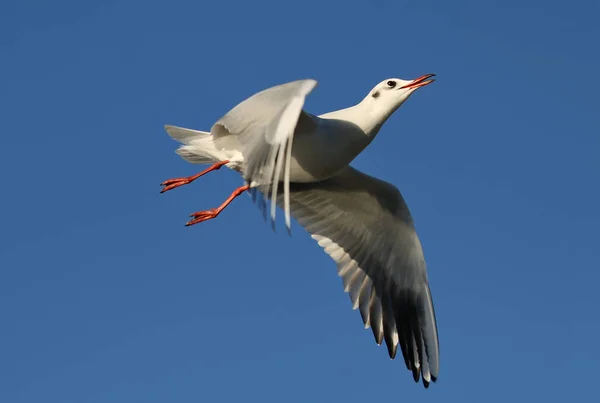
xmin=285 ymin=124 xmax=371 ymax=183
xmin=225 ymin=118 xmax=371 ymax=185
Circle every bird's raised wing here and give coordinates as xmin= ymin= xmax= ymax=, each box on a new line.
xmin=280 ymin=166 xmax=440 ymax=387
xmin=211 ymin=79 xmax=318 ymax=232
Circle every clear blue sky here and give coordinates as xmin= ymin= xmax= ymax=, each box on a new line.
xmin=1 ymin=0 xmax=599 ymax=402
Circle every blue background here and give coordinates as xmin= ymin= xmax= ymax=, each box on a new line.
xmin=1 ymin=0 xmax=599 ymax=402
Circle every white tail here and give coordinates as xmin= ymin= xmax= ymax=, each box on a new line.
xmin=165 ymin=125 xmax=224 ymax=165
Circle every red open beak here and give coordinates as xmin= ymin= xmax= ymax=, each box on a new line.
xmin=400 ymin=73 xmax=436 ymax=90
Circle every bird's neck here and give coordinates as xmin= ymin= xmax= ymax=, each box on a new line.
xmin=339 ymin=96 xmax=401 ymax=139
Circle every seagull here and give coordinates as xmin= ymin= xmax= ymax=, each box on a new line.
xmin=160 ymin=75 xmax=440 ymax=387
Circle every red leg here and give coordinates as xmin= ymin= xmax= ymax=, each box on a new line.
xmin=185 ymin=184 xmax=250 ymax=226
xmin=160 ymin=160 xmax=230 ymax=193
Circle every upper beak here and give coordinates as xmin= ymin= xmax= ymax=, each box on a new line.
xmin=400 ymin=73 xmax=436 ymax=89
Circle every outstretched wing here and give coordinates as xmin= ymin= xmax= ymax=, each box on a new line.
xmin=280 ymin=166 xmax=440 ymax=387
xmin=211 ymin=79 xmax=318 ymax=232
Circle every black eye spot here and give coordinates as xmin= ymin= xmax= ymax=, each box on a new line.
xmin=387 ymin=80 xmax=396 ymax=88
xmin=372 ymin=91 xmax=380 ymax=98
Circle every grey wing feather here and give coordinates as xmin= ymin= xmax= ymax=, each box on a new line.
xmin=279 ymin=166 xmax=440 ymax=386
xmin=210 ymin=79 xmax=318 ymax=232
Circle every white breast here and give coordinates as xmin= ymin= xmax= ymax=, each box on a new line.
xmin=284 ymin=118 xmax=372 ymax=183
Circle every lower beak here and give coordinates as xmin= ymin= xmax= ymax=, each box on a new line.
xmin=400 ymin=73 xmax=436 ymax=89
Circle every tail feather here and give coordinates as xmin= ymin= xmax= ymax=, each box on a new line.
xmin=165 ymin=125 xmax=223 ymax=165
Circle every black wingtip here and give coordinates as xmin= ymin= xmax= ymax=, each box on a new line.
xmin=412 ymin=367 xmax=420 ymax=383
xmin=370 ymin=326 xmax=383 ymax=346
xmin=422 ymin=372 xmax=437 ymax=388
xmin=385 ymin=339 xmax=397 ymax=359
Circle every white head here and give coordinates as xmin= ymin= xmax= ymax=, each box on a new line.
xmin=356 ymin=74 xmax=436 ymax=134
xmin=368 ymin=74 xmax=435 ymax=108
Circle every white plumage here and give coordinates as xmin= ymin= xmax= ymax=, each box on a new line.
xmin=161 ymin=75 xmax=440 ymax=387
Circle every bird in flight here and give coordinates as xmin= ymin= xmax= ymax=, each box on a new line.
xmin=160 ymin=75 xmax=440 ymax=387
